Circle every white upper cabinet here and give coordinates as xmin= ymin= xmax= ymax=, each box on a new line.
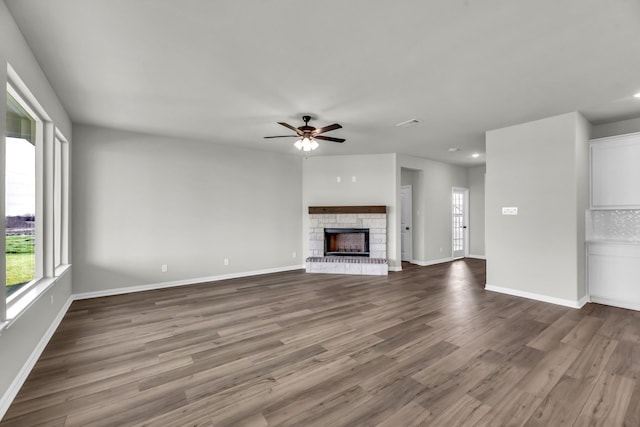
xmin=591 ymin=132 xmax=640 ymax=209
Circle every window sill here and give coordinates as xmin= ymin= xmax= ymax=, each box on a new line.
xmin=2 ymin=264 xmax=71 ymax=333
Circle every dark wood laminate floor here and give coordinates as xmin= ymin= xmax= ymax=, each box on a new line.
xmin=2 ymin=259 xmax=640 ymax=426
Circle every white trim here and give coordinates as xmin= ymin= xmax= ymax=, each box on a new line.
xmin=485 ymin=284 xmax=587 ymax=309
xmin=590 ymin=296 xmax=640 ymax=312
xmin=388 ymin=265 xmax=403 ymax=272
xmin=73 ymin=265 xmax=304 ymax=300
xmin=7 ymin=64 xmax=51 ymax=121
xmin=4 ymin=265 xmax=71 ymax=329
xmin=0 ymin=295 xmax=73 ymax=421
xmin=412 ymin=257 xmax=453 ymax=267
xmin=468 ymin=254 xmax=486 ymax=260
xmin=577 ymin=295 xmax=589 ymax=308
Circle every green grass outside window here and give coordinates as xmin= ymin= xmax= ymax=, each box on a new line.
xmin=6 ymin=234 xmax=35 ymax=288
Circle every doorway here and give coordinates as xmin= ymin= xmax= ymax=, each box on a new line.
xmin=452 ymin=187 xmax=469 ymax=259
xmin=400 ymin=185 xmax=413 ymax=262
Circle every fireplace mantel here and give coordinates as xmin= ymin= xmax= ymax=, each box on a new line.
xmin=308 ymin=206 xmax=386 ymax=214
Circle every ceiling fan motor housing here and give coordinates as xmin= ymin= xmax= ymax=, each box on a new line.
xmin=300 ymin=116 xmax=314 ymax=132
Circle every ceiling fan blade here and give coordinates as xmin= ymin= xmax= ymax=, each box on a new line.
xmin=315 ymin=135 xmax=345 ymax=143
xmin=278 ymin=122 xmax=304 ymax=136
xmin=313 ymin=123 xmax=342 ymax=135
xmin=264 ymin=135 xmax=300 ymax=139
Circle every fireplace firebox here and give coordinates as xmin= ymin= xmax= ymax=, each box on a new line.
xmin=324 ymin=228 xmax=370 ymax=257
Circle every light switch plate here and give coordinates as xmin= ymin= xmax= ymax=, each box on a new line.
xmin=502 ymin=207 xmax=518 ymax=215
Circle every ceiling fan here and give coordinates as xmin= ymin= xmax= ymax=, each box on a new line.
xmin=264 ymin=115 xmax=345 ymax=151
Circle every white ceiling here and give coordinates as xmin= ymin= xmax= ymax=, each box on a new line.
xmin=6 ymin=0 xmax=640 ymax=166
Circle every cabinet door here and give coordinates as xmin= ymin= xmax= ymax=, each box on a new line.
xmin=591 ymin=133 xmax=640 ymax=208
xmin=588 ymin=243 xmax=640 ymax=311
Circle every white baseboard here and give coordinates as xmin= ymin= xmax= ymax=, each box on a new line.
xmin=0 ymin=295 xmax=74 ymax=421
xmin=468 ymin=254 xmax=486 ymax=260
xmin=388 ymin=265 xmax=402 ymax=272
xmin=577 ymin=295 xmax=589 ymax=309
xmin=590 ymin=295 xmax=640 ymax=312
xmin=73 ymin=265 xmax=304 ymax=300
xmin=485 ymin=284 xmax=586 ymax=309
xmin=411 ymin=257 xmax=453 ymax=267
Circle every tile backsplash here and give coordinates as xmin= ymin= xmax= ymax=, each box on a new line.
xmin=588 ymin=209 xmax=640 ymax=242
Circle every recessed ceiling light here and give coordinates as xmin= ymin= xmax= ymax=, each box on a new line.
xmin=472 ymin=153 xmax=480 ymax=158
xmin=448 ymin=148 xmax=459 ymax=152
xmin=634 ymin=92 xmax=640 ymax=98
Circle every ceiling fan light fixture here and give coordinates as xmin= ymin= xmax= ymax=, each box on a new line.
xmin=295 ymin=137 xmax=318 ymax=151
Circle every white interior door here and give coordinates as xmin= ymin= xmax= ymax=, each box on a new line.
xmin=452 ymin=187 xmax=469 ymax=259
xmin=400 ymin=185 xmax=413 ymax=262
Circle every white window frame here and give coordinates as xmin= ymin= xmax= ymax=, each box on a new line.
xmin=53 ymin=129 xmax=69 ymax=274
xmin=5 ymin=83 xmax=44 ymax=309
xmin=2 ymin=66 xmax=69 ymax=327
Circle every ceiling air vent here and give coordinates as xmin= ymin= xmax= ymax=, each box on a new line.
xmin=395 ymin=119 xmax=420 ymax=128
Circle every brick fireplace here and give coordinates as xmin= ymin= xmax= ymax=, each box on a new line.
xmin=306 ymin=206 xmax=388 ymax=275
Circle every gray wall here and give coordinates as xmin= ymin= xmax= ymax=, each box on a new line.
xmin=0 ymin=272 xmax=71 ymax=404
xmin=575 ymin=116 xmax=590 ymax=300
xmin=397 ymin=154 xmax=468 ymax=263
xmin=72 ymin=124 xmax=303 ymax=294
xmin=468 ymin=166 xmax=486 ymax=258
xmin=0 ymin=1 xmax=73 ymax=411
xmin=485 ymin=112 xmax=590 ymax=303
xmin=591 ymin=117 xmax=640 ymax=139
xmin=302 ymin=154 xmax=398 ymax=267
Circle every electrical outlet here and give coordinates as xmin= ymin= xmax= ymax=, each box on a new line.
xmin=292 ymin=251 xmax=297 ymax=258
xmin=336 ymin=176 xmax=341 ymax=183
xmin=161 ymin=264 xmax=168 ymax=273
xmin=50 ymin=295 xmax=54 ymax=305
xmin=223 ymin=258 xmax=229 ymax=266
xmin=440 ymin=247 xmax=443 ymax=253
xmin=352 ymin=176 xmax=357 ymax=182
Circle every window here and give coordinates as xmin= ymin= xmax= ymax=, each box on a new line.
xmin=3 ymin=69 xmax=70 ymax=325
xmin=53 ymin=132 xmax=69 ymax=271
xmin=53 ymin=137 xmax=61 ymax=268
xmin=5 ymin=91 xmax=39 ymax=299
